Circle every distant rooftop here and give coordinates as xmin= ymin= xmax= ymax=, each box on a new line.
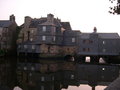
xmin=0 ymin=20 xmax=12 ymax=27
xmin=81 ymin=33 xmax=120 ymax=39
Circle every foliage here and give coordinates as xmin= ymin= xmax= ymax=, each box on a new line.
xmin=109 ymin=0 xmax=120 ymax=14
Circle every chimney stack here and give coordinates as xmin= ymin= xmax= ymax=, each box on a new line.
xmin=93 ymin=27 xmax=97 ymax=33
xmin=47 ymin=14 xmax=54 ymax=23
xmin=10 ymin=14 xmax=15 ymax=22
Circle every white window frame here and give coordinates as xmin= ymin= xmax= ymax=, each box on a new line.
xmin=42 ymin=36 xmax=46 ymax=41
xmin=42 ymin=26 xmax=46 ymax=32
xmin=72 ymin=38 xmax=75 ymax=42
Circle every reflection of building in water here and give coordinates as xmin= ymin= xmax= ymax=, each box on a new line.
xmin=17 ymin=14 xmax=80 ymax=58
xmin=16 ymin=60 xmax=119 ymax=90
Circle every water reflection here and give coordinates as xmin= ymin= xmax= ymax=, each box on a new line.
xmin=0 ymin=57 xmax=118 ymax=90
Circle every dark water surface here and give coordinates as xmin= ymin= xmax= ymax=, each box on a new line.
xmin=0 ymin=57 xmax=108 ymax=90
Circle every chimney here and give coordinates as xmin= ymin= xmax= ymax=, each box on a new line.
xmin=10 ymin=14 xmax=15 ymax=22
xmin=24 ymin=16 xmax=31 ymax=28
xmin=47 ymin=14 xmax=54 ymax=23
xmin=93 ymin=27 xmax=97 ymax=33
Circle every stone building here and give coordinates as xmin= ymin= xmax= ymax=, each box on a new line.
xmin=78 ymin=27 xmax=120 ymax=63
xmin=0 ymin=15 xmax=17 ymax=55
xmin=17 ymin=14 xmax=80 ymax=58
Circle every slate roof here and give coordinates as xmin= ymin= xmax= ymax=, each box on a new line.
xmin=29 ymin=17 xmax=72 ymax=30
xmin=80 ymin=33 xmax=120 ymax=39
xmin=60 ymin=22 xmax=72 ymax=30
xmin=0 ymin=20 xmax=12 ymax=27
xmin=29 ymin=18 xmax=47 ymax=28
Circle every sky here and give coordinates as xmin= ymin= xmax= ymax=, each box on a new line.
xmin=0 ymin=0 xmax=120 ymax=34
xmin=0 ymin=0 xmax=118 ymax=90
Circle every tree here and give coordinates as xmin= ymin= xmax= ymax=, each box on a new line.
xmin=109 ymin=0 xmax=120 ymax=14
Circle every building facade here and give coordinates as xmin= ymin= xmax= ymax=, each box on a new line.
xmin=17 ymin=14 xmax=120 ymax=63
xmin=0 ymin=15 xmax=17 ymax=55
xmin=78 ymin=28 xmax=120 ymax=62
xmin=17 ymin=14 xmax=80 ymax=58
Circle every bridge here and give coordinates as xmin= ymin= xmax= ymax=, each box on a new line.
xmin=16 ymin=60 xmax=120 ymax=90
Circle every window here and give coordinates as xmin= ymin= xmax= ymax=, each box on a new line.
xmin=53 ymin=36 xmax=56 ymax=41
xmin=53 ymin=29 xmax=56 ymax=33
xmin=83 ymin=48 xmax=90 ymax=52
xmin=42 ymin=26 xmax=46 ymax=32
xmin=41 ymin=86 xmax=44 ymax=90
xmin=83 ymin=40 xmax=93 ymax=44
xmin=24 ymin=45 xmax=27 ymax=49
xmin=31 ymin=30 xmax=34 ymax=33
xmin=30 ymin=38 xmax=33 ymax=41
xmin=42 ymin=36 xmax=46 ymax=41
xmin=41 ymin=77 xmax=45 ymax=81
xmin=103 ymin=41 xmax=106 ymax=44
xmin=18 ymin=45 xmax=21 ymax=49
xmin=32 ymin=45 xmax=35 ymax=50
xmin=103 ymin=49 xmax=106 ymax=52
xmin=72 ymin=38 xmax=75 ymax=42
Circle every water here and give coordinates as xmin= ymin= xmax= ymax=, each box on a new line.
xmin=0 ymin=57 xmax=109 ymax=90
xmin=62 ymin=85 xmax=107 ymax=90
xmin=14 ymin=85 xmax=107 ymax=90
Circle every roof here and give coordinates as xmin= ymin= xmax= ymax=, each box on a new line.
xmin=0 ymin=20 xmax=12 ymax=27
xmin=99 ymin=33 xmax=120 ymax=39
xmin=60 ymin=22 xmax=72 ymax=30
xmin=29 ymin=17 xmax=72 ymax=30
xmin=81 ymin=33 xmax=120 ymax=39
xmin=29 ymin=18 xmax=47 ymax=28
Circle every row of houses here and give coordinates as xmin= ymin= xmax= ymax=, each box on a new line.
xmin=0 ymin=14 xmax=120 ymax=62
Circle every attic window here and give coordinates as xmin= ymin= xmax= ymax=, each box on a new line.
xmin=42 ymin=26 xmax=46 ymax=32
xmin=103 ymin=49 xmax=106 ymax=52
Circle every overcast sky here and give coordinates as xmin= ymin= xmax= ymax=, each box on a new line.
xmin=0 ymin=0 xmax=120 ymax=34
xmin=0 ymin=0 xmax=118 ymax=89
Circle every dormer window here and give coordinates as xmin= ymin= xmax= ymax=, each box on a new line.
xmin=42 ymin=26 xmax=46 ymax=32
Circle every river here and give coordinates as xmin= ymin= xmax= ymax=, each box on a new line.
xmin=0 ymin=57 xmax=109 ymax=90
